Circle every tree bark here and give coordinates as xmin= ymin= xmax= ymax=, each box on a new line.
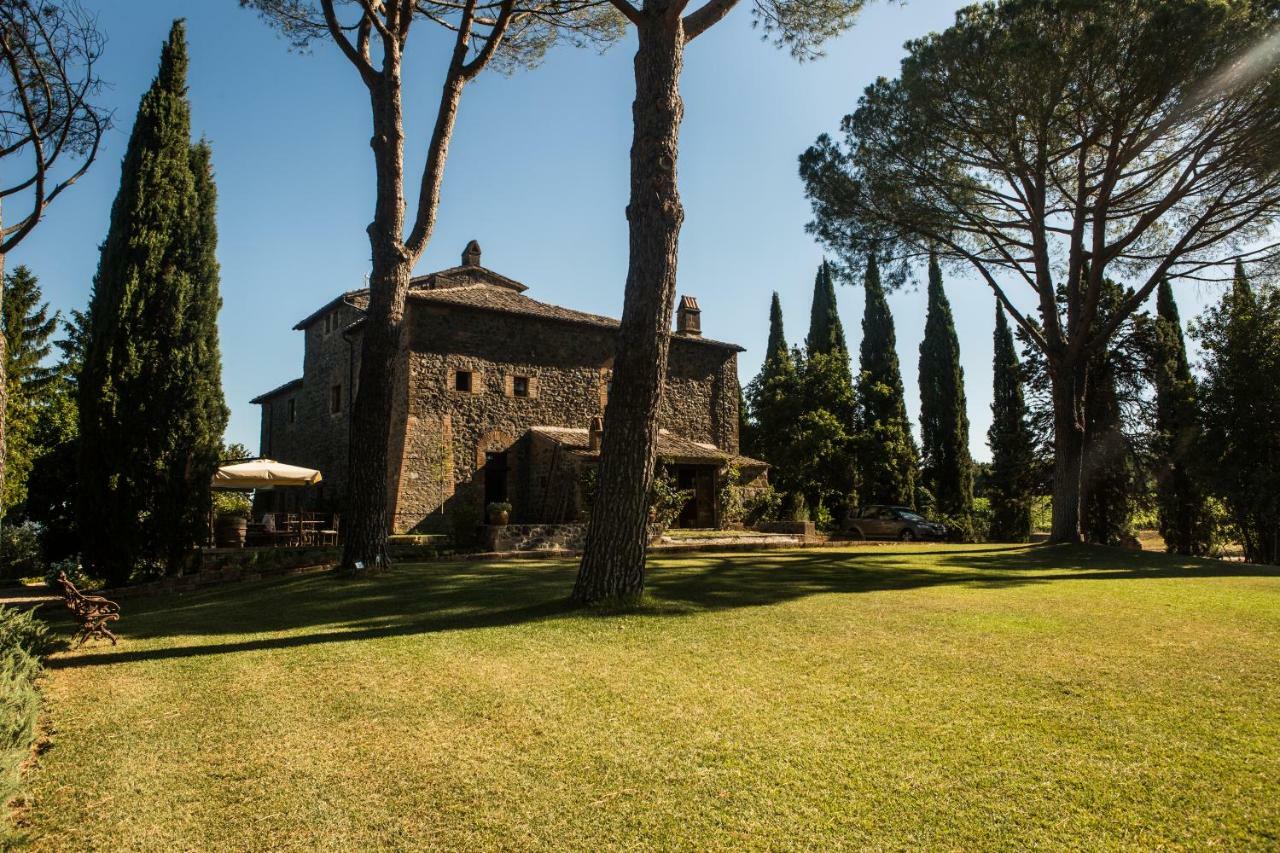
xmin=1049 ymin=360 xmax=1085 ymax=544
xmin=573 ymin=8 xmax=684 ymax=605
xmin=0 ymin=239 xmax=6 ymax=528
xmin=341 ymin=67 xmax=414 ymax=572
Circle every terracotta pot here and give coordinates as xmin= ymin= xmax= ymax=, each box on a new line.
xmin=489 ymin=510 xmax=510 ymax=526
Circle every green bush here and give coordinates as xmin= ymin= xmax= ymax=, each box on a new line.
xmin=0 ymin=523 xmax=45 ymax=582
xmin=212 ymin=490 xmax=252 ymax=518
xmin=44 ymin=558 xmax=90 ymax=591
xmin=650 ymin=469 xmax=693 ymax=531
xmin=743 ymin=486 xmax=782 ymax=527
xmin=0 ymin=606 xmax=49 ymax=830
xmin=0 ymin=608 xmax=50 ymax=659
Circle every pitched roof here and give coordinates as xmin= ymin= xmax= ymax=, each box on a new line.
xmin=406 ymin=284 xmax=744 ymax=352
xmin=290 ymin=258 xmax=744 ymax=352
xmin=292 ymin=290 xmax=370 ymax=331
xmin=250 ymin=377 xmax=303 ymax=404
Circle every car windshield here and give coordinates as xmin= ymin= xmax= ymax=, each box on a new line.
xmin=897 ymin=511 xmax=925 ymax=522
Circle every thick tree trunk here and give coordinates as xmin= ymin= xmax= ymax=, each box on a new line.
xmin=0 ymin=242 xmax=6 ymax=528
xmin=573 ymin=11 xmax=684 ymax=605
xmin=342 ymin=72 xmax=411 ymax=572
xmin=341 ymin=259 xmax=409 ymax=571
xmin=1049 ymin=362 xmax=1085 ymax=544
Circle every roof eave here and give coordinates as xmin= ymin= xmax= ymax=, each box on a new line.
xmin=250 ymin=377 xmax=303 ymax=404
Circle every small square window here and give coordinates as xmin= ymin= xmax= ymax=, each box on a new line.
xmin=513 ymin=376 xmax=530 ymax=398
xmin=287 ymin=398 xmax=296 ymax=424
xmin=455 ymin=370 xmax=473 ymax=393
xmin=330 ymin=384 xmax=342 ymax=414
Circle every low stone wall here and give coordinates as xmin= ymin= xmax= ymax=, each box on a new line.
xmin=485 ymin=523 xmax=588 ymax=553
xmin=484 ymin=523 xmax=665 ymax=553
xmin=758 ymin=520 xmax=816 ymax=538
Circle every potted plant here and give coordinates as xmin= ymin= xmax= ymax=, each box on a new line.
xmin=486 ymin=502 xmax=512 ymax=526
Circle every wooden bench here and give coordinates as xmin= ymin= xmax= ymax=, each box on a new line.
xmin=56 ymin=572 xmax=120 ymax=646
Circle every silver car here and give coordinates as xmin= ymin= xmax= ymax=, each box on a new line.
xmin=846 ymin=505 xmax=947 ymax=541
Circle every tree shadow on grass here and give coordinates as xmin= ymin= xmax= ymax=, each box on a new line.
xmin=45 ymin=544 xmax=1280 ymax=670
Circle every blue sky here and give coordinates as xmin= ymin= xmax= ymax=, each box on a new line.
xmin=10 ymin=0 xmax=1226 ymax=460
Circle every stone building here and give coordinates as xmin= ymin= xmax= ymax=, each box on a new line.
xmin=252 ymin=241 xmax=766 ymax=535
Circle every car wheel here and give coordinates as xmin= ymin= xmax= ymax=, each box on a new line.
xmin=899 ymin=529 xmax=915 ymax=542
xmin=847 ymin=526 xmax=866 ymax=541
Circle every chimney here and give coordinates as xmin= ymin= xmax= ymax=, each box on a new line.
xmin=675 ymin=295 xmax=701 ymax=337
xmin=588 ymin=416 xmax=603 ymax=453
xmin=462 ymin=239 xmax=482 ymax=267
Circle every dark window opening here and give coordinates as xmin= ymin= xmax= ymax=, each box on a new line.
xmin=287 ymin=398 xmax=296 ymax=424
xmin=330 ymin=384 xmax=342 ymax=414
xmin=484 ymin=451 xmax=508 ymax=506
xmin=513 ymin=376 xmax=530 ymax=398
xmin=455 ymin=370 xmax=473 ymax=392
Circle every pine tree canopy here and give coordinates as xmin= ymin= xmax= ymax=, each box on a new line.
xmin=3 ymin=266 xmax=58 ymax=397
xmin=2 ymin=266 xmax=61 ymax=514
xmin=78 ymin=20 xmax=227 ymax=584
xmin=917 ymin=254 xmax=973 ymax=522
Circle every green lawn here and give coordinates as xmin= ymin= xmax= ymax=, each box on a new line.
xmin=20 ymin=545 xmax=1280 ymax=849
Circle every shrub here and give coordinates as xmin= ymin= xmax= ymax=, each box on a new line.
xmin=813 ymin=499 xmax=835 ymax=532
xmin=0 ymin=608 xmax=50 ymax=659
xmin=0 ymin=523 xmax=45 ymax=582
xmin=212 ymin=490 xmax=252 ymax=518
xmin=0 ymin=606 xmax=49 ymax=827
xmin=650 ymin=469 xmax=692 ymax=531
xmin=43 ymin=557 xmax=90 ymax=591
xmin=743 ymin=486 xmax=782 ymax=527
xmin=786 ymin=492 xmax=810 ymax=523
xmin=577 ymin=466 xmax=599 ymax=522
xmin=717 ymin=466 xmax=746 ymax=526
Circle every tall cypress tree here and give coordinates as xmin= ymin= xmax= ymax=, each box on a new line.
xmin=79 ymin=21 xmax=225 ymax=583
xmin=1196 ymin=262 xmax=1280 ymax=565
xmin=150 ymin=140 xmax=228 ymax=569
xmin=988 ymin=305 xmax=1035 ymax=541
xmin=917 ymin=254 xmax=973 ymax=524
xmin=806 ymin=261 xmax=848 ymax=356
xmin=746 ymin=293 xmax=802 ymax=496
xmin=855 ymin=254 xmax=918 ymax=506
xmin=797 ymin=261 xmax=857 ymax=519
xmin=1151 ymin=279 xmax=1211 ymax=555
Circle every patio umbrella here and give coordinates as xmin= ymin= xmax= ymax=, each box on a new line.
xmin=212 ymin=459 xmax=323 ymax=490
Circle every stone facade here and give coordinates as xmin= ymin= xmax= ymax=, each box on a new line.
xmin=252 ymin=243 xmax=765 ymax=535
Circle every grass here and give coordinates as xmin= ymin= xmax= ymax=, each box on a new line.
xmin=19 ymin=544 xmax=1280 ymax=850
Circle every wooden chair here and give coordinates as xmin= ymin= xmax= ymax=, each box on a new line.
xmin=281 ymin=513 xmax=302 ymax=548
xmin=56 ymin=572 xmax=120 ymax=646
xmin=318 ymin=514 xmax=340 ymax=547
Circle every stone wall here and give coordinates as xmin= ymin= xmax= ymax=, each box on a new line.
xmin=255 ymin=293 xmax=744 ymax=534
xmin=253 ymin=300 xmax=364 ymax=515
xmin=485 ymin=523 xmax=587 ymax=553
xmin=391 ymin=304 xmax=741 ymax=534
